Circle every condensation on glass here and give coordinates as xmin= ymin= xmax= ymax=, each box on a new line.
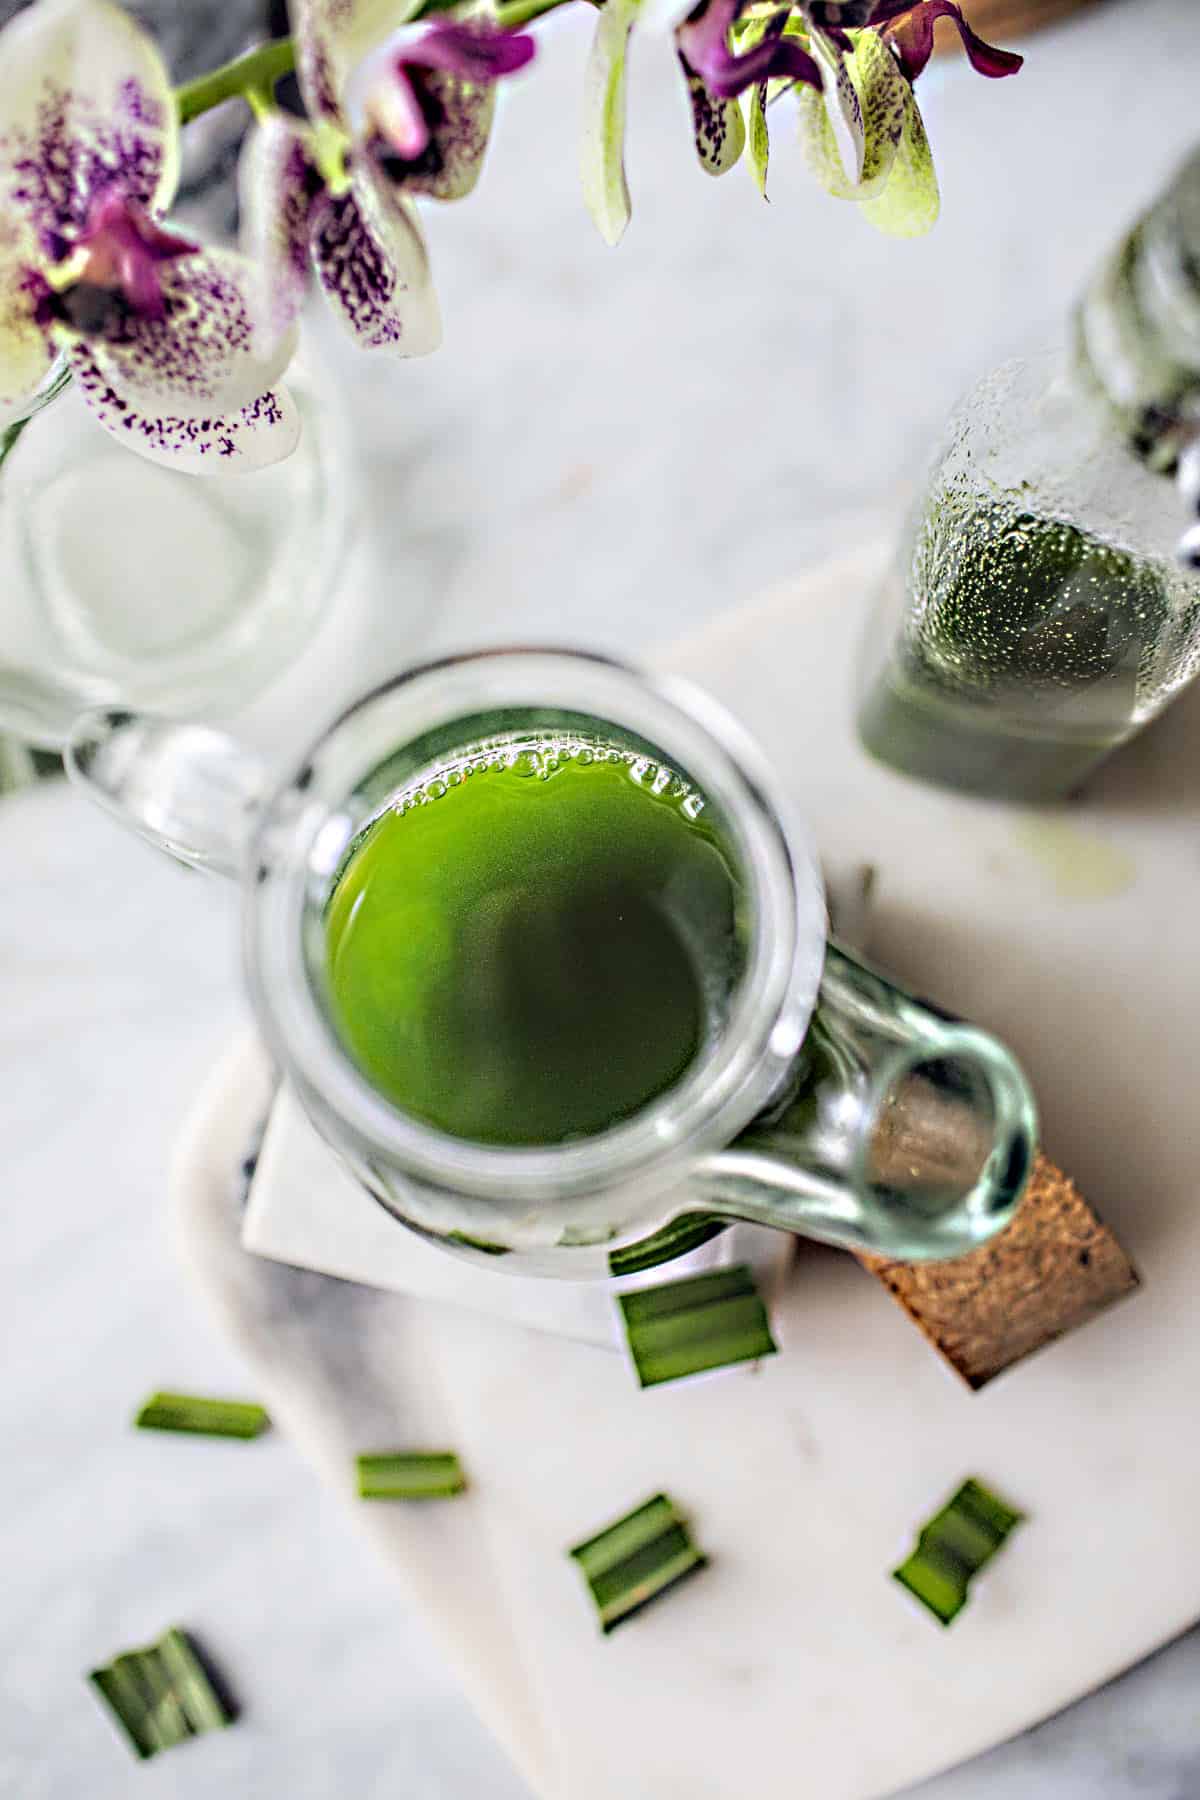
xmin=858 ymin=146 xmax=1200 ymax=801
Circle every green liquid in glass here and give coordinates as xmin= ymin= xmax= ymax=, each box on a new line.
xmin=858 ymin=494 xmax=1180 ymax=800
xmin=324 ymin=740 xmax=746 ymax=1146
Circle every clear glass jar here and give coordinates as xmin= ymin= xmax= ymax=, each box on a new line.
xmin=0 ymin=362 xmax=348 ymax=748
xmin=65 ymin=649 xmax=1037 ymax=1273
xmin=857 ymin=146 xmax=1200 ymax=801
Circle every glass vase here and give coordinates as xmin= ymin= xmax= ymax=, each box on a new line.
xmin=0 ymin=363 xmax=348 ymax=748
xmin=856 ymin=146 xmax=1200 ymax=802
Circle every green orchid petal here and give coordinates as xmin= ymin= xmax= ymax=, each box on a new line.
xmin=748 ymin=79 xmax=769 ymax=196
xmin=729 ymin=10 xmax=771 ymax=196
xmin=580 ymin=0 xmax=639 ymax=247
xmin=859 ymin=81 xmax=939 ymax=237
xmin=796 ymin=26 xmax=905 ymax=203
xmin=808 ymin=23 xmax=864 ymax=187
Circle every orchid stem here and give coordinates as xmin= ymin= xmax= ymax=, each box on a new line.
xmin=174 ymin=0 xmax=559 ymax=129
xmin=176 ymin=38 xmax=298 ymax=125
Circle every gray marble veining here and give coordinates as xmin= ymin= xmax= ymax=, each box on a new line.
xmin=4 ymin=0 xmax=1200 ymax=1794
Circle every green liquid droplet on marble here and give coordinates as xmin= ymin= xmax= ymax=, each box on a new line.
xmin=324 ymin=742 xmax=747 ymax=1146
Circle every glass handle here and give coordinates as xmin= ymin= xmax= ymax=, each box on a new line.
xmin=65 ymin=708 xmax=265 ymax=878
xmin=694 ymin=945 xmax=1037 ymax=1262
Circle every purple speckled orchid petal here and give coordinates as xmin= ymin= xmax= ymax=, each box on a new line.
xmin=346 ymin=23 xmax=534 ymax=201
xmin=291 ymin=0 xmax=422 ymax=126
xmin=871 ymin=1 xmax=1023 ymax=80
xmin=69 ymin=340 xmax=301 ymax=470
xmin=59 ymin=245 xmax=297 ymax=422
xmin=398 ymin=19 xmax=537 ymax=82
xmin=238 ymin=115 xmax=323 ymax=339
xmin=678 ymin=55 xmax=746 ymax=176
xmin=72 ymin=191 xmax=197 ymax=321
xmin=677 ymin=0 xmax=822 ymax=101
xmin=0 ymin=0 xmax=179 ymax=255
xmin=310 ymin=159 xmax=440 ymax=354
xmin=373 ymin=71 xmax=498 ymax=201
xmin=0 ymin=241 xmax=55 ymax=427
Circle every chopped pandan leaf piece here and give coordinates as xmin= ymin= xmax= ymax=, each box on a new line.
xmin=134 ymin=1393 xmax=270 ymax=1439
xmin=157 ymin=1630 xmax=232 ymax=1735
xmin=569 ymin=1493 xmax=707 ymax=1633
xmin=88 ymin=1628 xmax=231 ymax=1760
xmin=893 ymin=1478 xmax=1024 ymax=1625
xmin=618 ymin=1263 xmax=777 ymax=1387
xmin=356 ymin=1451 xmax=466 ymax=1500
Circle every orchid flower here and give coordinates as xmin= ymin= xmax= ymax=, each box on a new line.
xmin=240 ymin=1 xmax=534 ymax=355
xmin=0 ymin=0 xmax=299 ymax=470
xmin=581 ymin=0 xmax=1019 ymax=246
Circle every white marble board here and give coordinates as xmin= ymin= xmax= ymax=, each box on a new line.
xmin=176 ymin=543 xmax=1200 ymax=1800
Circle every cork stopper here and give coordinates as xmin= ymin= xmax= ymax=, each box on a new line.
xmin=855 ymin=1152 xmax=1140 ymax=1389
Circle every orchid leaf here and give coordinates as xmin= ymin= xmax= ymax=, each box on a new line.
xmin=581 ymin=0 xmax=639 ymax=246
xmin=797 ymin=26 xmax=906 ymax=204
xmin=859 ymin=81 xmax=939 ymax=237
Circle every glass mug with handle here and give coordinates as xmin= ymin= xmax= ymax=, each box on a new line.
xmin=67 ymin=649 xmax=1037 ymax=1277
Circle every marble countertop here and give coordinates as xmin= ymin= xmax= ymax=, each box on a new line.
xmin=6 ymin=0 xmax=1200 ymax=1794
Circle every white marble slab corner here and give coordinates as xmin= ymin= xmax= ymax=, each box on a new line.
xmin=176 ymin=539 xmax=1200 ymax=1800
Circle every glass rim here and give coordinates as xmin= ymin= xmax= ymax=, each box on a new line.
xmin=244 ymin=648 xmax=827 ymax=1231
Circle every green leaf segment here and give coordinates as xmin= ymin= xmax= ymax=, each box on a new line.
xmin=569 ymin=1492 xmax=707 ymax=1633
xmin=88 ymin=1628 xmax=232 ymax=1760
xmin=356 ymin=1451 xmax=467 ymax=1499
xmin=893 ymin=1478 xmax=1025 ymax=1625
xmin=134 ymin=1393 xmax=271 ymax=1439
xmin=618 ymin=1263 xmax=778 ymax=1387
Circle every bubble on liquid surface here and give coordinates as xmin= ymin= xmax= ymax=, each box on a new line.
xmin=377 ymin=734 xmax=731 ymax=832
